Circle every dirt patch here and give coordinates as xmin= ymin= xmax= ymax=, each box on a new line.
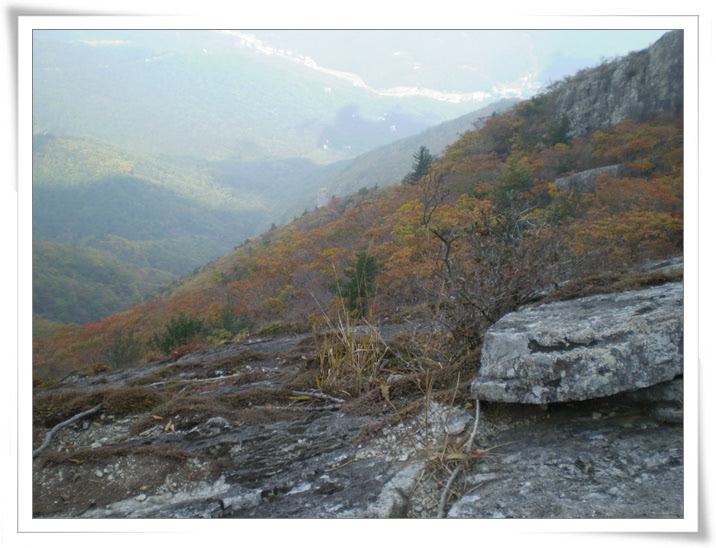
xmin=33 ymin=450 xmax=217 ymax=517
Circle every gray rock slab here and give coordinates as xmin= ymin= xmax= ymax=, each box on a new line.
xmin=448 ymin=415 xmax=683 ymax=519
xmin=622 ymin=377 xmax=683 ymax=404
xmin=473 ymin=282 xmax=683 ymax=404
xmin=554 ymin=164 xmax=624 ymax=193
xmin=63 ymin=407 xmax=435 ymax=519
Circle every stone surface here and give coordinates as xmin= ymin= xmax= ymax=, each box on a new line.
xmin=32 ymin=320 xmax=684 ymax=519
xmin=554 ymin=164 xmax=624 ymax=193
xmin=472 ymin=282 xmax=683 ymax=404
xmin=622 ymin=377 xmax=683 ymax=404
xmin=448 ymin=408 xmax=683 ymax=519
xmin=32 ymin=377 xmax=457 ymax=519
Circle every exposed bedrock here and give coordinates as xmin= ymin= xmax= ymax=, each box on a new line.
xmin=472 ymin=281 xmax=684 ymax=404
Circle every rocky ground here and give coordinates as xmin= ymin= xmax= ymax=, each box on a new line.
xmin=32 ymin=260 xmax=685 ymax=519
xmin=32 ymin=323 xmax=479 ymax=518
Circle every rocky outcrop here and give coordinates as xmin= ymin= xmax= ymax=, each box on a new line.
xmin=554 ymin=164 xmax=624 ymax=193
xmin=57 ymin=412 xmax=421 ymax=519
xmin=33 ymin=275 xmax=685 ymax=520
xmin=551 ymin=30 xmax=683 ymax=137
xmin=33 ymin=255 xmax=686 ymax=520
xmin=32 ymin=388 xmax=464 ymax=519
xmin=472 ymin=281 xmax=683 ymax=404
xmin=449 ymin=273 xmax=685 ymax=519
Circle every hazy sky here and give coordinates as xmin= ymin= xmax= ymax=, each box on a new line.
xmin=238 ymin=29 xmax=670 ymax=97
xmin=33 ymin=27 xmax=671 ymax=106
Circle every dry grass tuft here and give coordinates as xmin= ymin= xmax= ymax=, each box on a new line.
xmin=34 ymin=386 xmax=167 ymax=429
xmin=33 ymin=390 xmax=104 ymax=427
xmin=313 ymin=310 xmax=390 ymax=397
xmin=209 ymin=349 xmax=269 ymax=370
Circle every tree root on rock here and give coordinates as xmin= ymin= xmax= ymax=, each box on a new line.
xmin=33 ymin=403 xmax=104 ymax=458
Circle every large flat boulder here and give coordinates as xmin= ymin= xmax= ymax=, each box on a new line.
xmin=472 ymin=282 xmax=683 ymax=404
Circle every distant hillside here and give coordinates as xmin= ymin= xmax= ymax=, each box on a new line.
xmin=270 ymin=99 xmax=517 ymax=223
xmin=33 ymin=134 xmax=267 ymax=251
xmin=33 ymin=240 xmax=175 ymax=326
xmin=32 ymin=94 xmax=518 ymax=331
xmin=318 ymin=99 xmax=518 ymax=197
xmin=32 ymin=135 xmax=272 ymax=330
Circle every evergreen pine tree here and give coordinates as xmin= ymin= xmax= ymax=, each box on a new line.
xmin=402 ymin=146 xmax=433 ymax=185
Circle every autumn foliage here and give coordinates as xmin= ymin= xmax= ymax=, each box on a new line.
xmin=33 ymin=110 xmax=683 ymax=381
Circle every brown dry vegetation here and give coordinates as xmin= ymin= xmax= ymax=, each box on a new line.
xmin=33 ymin=259 xmax=681 ymax=442
xmin=41 ymin=444 xmax=200 ymax=466
xmin=32 ymin=110 xmax=683 ymax=384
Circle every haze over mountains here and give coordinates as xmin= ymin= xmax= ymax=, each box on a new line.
xmin=33 ymin=29 xmax=668 ymax=162
xmin=33 ymin=29 xmax=479 ymax=162
xmin=32 ymin=29 xmax=670 ymax=331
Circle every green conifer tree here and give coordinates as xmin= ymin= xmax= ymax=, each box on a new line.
xmin=331 ymin=250 xmax=380 ymax=317
xmin=402 ymin=146 xmax=433 ymax=185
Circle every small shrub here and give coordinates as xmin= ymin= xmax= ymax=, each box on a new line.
xmin=150 ymin=313 xmax=205 ymax=355
xmin=259 ymin=321 xmax=294 ymax=336
xmin=212 ymin=303 xmax=253 ymax=337
xmin=328 ymin=250 xmax=380 ymax=318
xmin=105 ymin=329 xmax=142 ymax=368
xmin=87 ymin=362 xmax=112 ymax=375
xmin=546 ymin=115 xmax=572 ymax=146
xmin=217 ymin=329 xmax=234 ymax=341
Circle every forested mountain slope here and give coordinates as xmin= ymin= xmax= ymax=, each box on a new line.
xmin=32 ymin=95 xmax=512 ymax=330
xmin=32 ymin=135 xmax=267 ymax=330
xmin=33 ymin=31 xmax=684 ymax=382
